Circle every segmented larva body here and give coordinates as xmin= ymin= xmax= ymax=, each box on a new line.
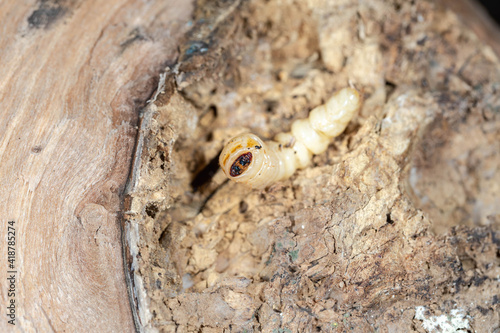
xmin=219 ymin=87 xmax=362 ymax=189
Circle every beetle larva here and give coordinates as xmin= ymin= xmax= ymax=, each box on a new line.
xmin=219 ymin=87 xmax=362 ymax=189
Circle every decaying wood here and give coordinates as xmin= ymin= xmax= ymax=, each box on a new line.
xmin=441 ymin=0 xmax=500 ymax=58
xmin=0 ymin=0 xmax=193 ymax=332
xmin=124 ymin=0 xmax=500 ymax=332
xmin=2 ymin=0 xmax=499 ymax=332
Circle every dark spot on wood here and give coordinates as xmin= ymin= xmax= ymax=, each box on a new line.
xmin=264 ymin=100 xmax=277 ymax=113
xmin=468 ymin=228 xmax=490 ymax=244
xmin=491 ymin=230 xmax=500 ymax=246
xmin=191 ymin=150 xmax=222 ymax=191
xmin=417 ymin=35 xmax=428 ymax=46
xmin=145 ymin=203 xmax=159 ymax=218
xmin=453 ymin=276 xmax=464 ymax=293
xmin=473 ymin=275 xmax=487 ymax=287
xmin=385 ymin=80 xmax=397 ymax=101
xmin=255 ymin=145 xmax=262 ymax=149
xmin=476 ymin=306 xmax=489 ymax=315
xmin=120 ymin=27 xmax=148 ymax=50
xmin=239 ymin=201 xmax=248 ymax=213
xmin=158 ymin=150 xmax=166 ymax=170
xmin=31 ymin=145 xmax=43 ymax=153
xmin=28 ymin=0 xmax=72 ymax=29
xmin=230 ymin=152 xmax=252 ymax=177
xmin=208 ymin=104 xmax=218 ymax=117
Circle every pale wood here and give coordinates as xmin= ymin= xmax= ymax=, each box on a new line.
xmin=0 ymin=0 xmax=193 ymax=332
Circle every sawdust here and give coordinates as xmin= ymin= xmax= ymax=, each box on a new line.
xmin=124 ymin=0 xmax=500 ymax=331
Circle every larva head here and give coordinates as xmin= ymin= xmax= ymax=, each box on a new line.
xmin=219 ymin=133 xmax=279 ymax=188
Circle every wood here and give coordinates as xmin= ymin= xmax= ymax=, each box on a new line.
xmin=1 ymin=0 xmax=499 ymax=332
xmin=0 ymin=0 xmax=193 ymax=331
xmin=440 ymin=0 xmax=500 ymax=58
xmin=124 ymin=0 xmax=500 ymax=332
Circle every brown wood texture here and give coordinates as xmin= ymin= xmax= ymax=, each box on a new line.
xmin=0 ymin=0 xmax=193 ymax=331
xmin=441 ymin=0 xmax=500 ymax=58
xmin=123 ymin=0 xmax=500 ymax=331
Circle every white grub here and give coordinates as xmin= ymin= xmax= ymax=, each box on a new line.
xmin=219 ymin=87 xmax=362 ymax=189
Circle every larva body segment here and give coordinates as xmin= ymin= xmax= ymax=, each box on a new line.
xmin=219 ymin=133 xmax=283 ymax=189
xmin=219 ymin=87 xmax=362 ymax=189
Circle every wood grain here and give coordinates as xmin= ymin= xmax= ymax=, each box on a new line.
xmin=0 ymin=0 xmax=193 ymax=331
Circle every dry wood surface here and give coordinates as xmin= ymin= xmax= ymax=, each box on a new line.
xmin=0 ymin=0 xmax=193 ymax=331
